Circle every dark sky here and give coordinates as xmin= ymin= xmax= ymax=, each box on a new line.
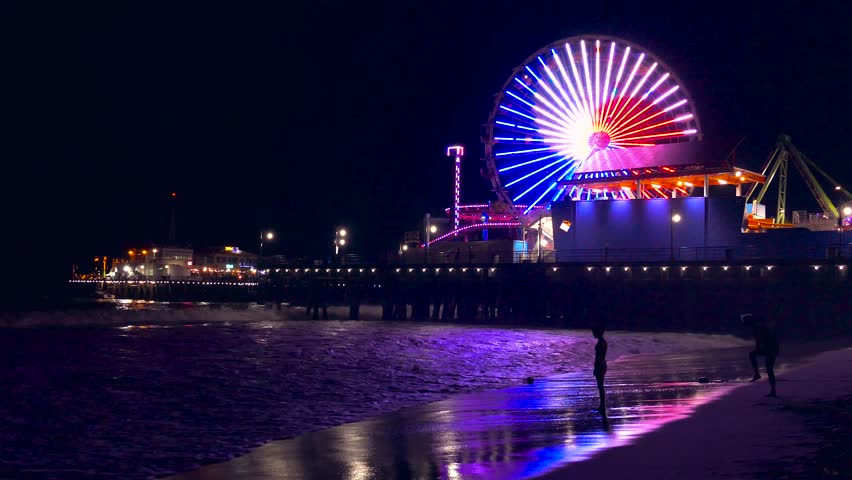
xmin=8 ymin=1 xmax=852 ymax=288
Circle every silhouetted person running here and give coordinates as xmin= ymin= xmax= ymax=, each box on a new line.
xmin=742 ymin=313 xmax=779 ymax=397
xmin=592 ymin=326 xmax=608 ymax=414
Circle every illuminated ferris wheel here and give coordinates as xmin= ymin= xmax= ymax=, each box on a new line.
xmin=484 ymin=35 xmax=701 ymax=215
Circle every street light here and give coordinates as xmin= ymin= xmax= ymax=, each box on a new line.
xmin=259 ymin=231 xmax=274 ymax=258
xmin=429 ymin=225 xmax=437 ymax=234
xmin=840 ymin=207 xmax=852 ymax=251
xmin=335 ymin=227 xmax=348 ymax=263
xmin=671 ymin=213 xmax=682 ymax=261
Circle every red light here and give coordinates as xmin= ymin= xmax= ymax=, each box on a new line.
xmin=171 ymin=192 xmax=176 ymax=197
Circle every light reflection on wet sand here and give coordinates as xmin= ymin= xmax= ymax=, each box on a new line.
xmin=170 ymin=347 xmax=759 ymax=480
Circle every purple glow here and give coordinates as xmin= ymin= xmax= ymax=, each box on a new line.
xmin=424 ymin=221 xmax=521 ymax=246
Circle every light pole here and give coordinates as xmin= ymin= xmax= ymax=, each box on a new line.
xmin=424 ymin=213 xmax=431 ymax=264
xmin=259 ymin=231 xmax=274 ymax=259
xmin=671 ymin=213 xmax=682 ymax=261
xmin=334 ymin=228 xmax=348 ymax=264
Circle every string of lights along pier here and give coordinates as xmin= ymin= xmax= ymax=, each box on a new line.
xmin=487 ymin=36 xmax=700 ymax=214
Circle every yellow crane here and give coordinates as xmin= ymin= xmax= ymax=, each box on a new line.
xmin=745 ymin=135 xmax=851 ymax=226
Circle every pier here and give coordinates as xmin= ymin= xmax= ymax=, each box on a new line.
xmin=71 ymin=248 xmax=850 ymax=335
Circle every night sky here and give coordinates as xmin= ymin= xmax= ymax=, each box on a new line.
xmin=8 ymin=1 xmax=852 ymax=295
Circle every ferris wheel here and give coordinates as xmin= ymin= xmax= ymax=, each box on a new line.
xmin=484 ymin=35 xmax=701 ymax=216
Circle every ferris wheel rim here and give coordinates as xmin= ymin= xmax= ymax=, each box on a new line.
xmin=484 ymin=34 xmax=703 ymax=217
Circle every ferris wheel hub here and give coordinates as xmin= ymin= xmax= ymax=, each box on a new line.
xmin=589 ymin=131 xmax=611 ymax=150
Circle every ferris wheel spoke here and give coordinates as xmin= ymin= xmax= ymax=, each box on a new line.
xmin=516 ymin=71 xmax=577 ymax=128
xmin=609 ymin=88 xmax=681 ymax=137
xmin=525 ymin=182 xmax=561 ymax=214
xmin=513 ymin=161 xmax=574 ymax=203
xmin=499 ymin=151 xmax=571 ymax=172
xmin=610 ymin=63 xmax=659 ymax=132
xmin=662 ymin=98 xmax=688 ymax=113
xmin=608 ymin=100 xmax=657 ymax=137
xmin=601 ymin=46 xmax=631 ymax=129
xmin=490 ymin=37 xmax=700 ymax=210
xmin=538 ymin=58 xmax=582 ymax=121
xmin=499 ymin=105 xmax=538 ymax=123
xmin=505 ymin=90 xmax=536 ymax=109
xmin=542 ymin=53 xmax=584 ymax=119
xmin=644 ymin=73 xmax=670 ymax=99
xmin=612 ymin=129 xmax=697 ymax=143
xmin=610 ymin=73 xmax=671 ymax=132
xmin=553 ymin=48 xmax=591 ymax=122
xmin=611 ymin=114 xmax=694 ymax=141
xmin=533 ymin=91 xmax=577 ymax=127
xmin=629 ymin=63 xmax=658 ymax=98
xmin=594 ymin=40 xmax=602 ymax=129
xmin=495 ymin=145 xmax=556 ymax=157
xmin=524 ymin=69 xmax=574 ymax=125
xmin=605 ymin=53 xmax=645 ymax=132
xmin=495 ymin=120 xmax=540 ymax=135
xmin=580 ymin=41 xmax=596 ymax=129
xmin=566 ymin=44 xmax=593 ymax=121
xmin=505 ymin=155 xmax=572 ymax=187
xmin=600 ymin=42 xmax=616 ymax=130
xmin=611 ymin=102 xmax=692 ymax=139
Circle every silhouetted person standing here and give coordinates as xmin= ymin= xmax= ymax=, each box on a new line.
xmin=742 ymin=313 xmax=779 ymax=397
xmin=592 ymin=326 xmax=608 ymax=414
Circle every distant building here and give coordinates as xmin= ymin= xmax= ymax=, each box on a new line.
xmin=151 ymin=247 xmax=194 ymax=279
xmin=193 ymin=246 xmax=258 ymax=276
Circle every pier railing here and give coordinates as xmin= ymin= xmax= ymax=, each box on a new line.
xmin=398 ymin=244 xmax=852 ymax=265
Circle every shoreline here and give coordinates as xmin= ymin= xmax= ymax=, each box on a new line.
xmin=537 ymin=346 xmax=852 ymax=480
xmin=162 ymin=340 xmax=849 ymax=480
xmin=0 ymin=322 xmax=747 ymax=480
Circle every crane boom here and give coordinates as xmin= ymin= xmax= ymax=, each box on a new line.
xmin=790 ymin=145 xmax=838 ymax=218
xmin=801 ymin=154 xmax=852 ymax=202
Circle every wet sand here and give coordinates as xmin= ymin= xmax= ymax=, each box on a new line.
xmin=168 ymin=346 xmax=778 ymax=480
xmin=0 ymin=320 xmax=745 ymax=479
xmin=539 ymin=347 xmax=852 ymax=480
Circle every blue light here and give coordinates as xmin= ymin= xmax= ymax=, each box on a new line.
xmin=499 ymin=105 xmax=537 ymax=122
xmin=494 ymin=137 xmax=515 ymax=141
xmin=550 ymin=164 xmax=580 ymax=201
xmin=513 ymin=161 xmax=573 ymax=202
xmin=499 ymin=151 xmax=566 ymax=172
xmin=525 ymin=182 xmax=558 ymax=214
xmin=495 ymin=146 xmax=553 ymax=158
xmin=495 ymin=120 xmax=516 ymax=127
xmin=514 ymin=78 xmax=538 ymax=97
xmin=506 ymin=156 xmax=570 ymax=187
xmin=516 ymin=124 xmax=537 ymax=131
xmin=524 ymin=65 xmax=542 ymax=82
xmin=506 ymin=90 xmax=536 ymax=108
